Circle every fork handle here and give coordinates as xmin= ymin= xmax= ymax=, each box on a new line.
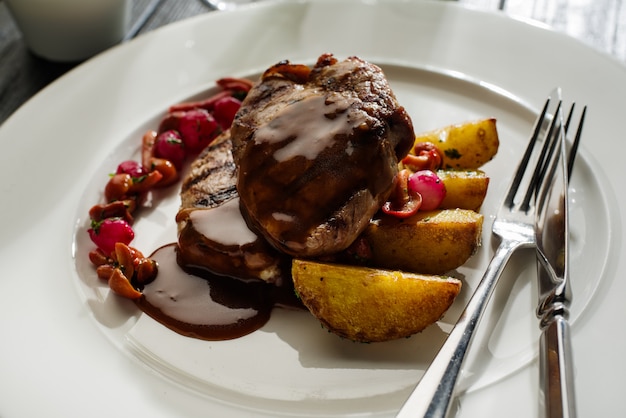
xmin=540 ymin=315 xmax=577 ymax=418
xmin=396 ymin=239 xmax=521 ymax=418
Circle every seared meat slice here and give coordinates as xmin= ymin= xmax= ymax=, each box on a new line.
xmin=230 ymin=54 xmax=415 ymax=257
xmin=176 ymin=131 xmax=288 ymax=284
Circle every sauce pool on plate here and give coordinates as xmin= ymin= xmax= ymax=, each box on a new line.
xmin=135 ymin=243 xmax=303 ymax=341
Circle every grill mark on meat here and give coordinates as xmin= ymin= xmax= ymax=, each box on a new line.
xmin=180 ymin=132 xmax=238 ymax=209
xmin=193 ymin=185 xmax=238 ymax=208
xmin=181 ymin=161 xmax=236 ymax=191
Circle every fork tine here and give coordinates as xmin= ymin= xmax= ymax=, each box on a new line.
xmin=564 ymin=103 xmax=575 ymax=133
xmin=567 ymin=105 xmax=587 ymax=178
xmin=503 ymin=97 xmax=552 ymax=209
xmin=520 ymin=99 xmax=562 ymax=212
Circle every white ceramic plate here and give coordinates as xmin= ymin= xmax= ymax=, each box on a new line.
xmin=1 ymin=1 xmax=624 ymax=417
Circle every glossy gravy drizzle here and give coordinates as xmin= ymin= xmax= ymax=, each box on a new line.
xmin=254 ymin=94 xmax=364 ymax=162
xmin=135 ymin=243 xmax=302 ymax=341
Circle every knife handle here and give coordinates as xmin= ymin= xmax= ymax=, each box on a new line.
xmin=539 ymin=315 xmax=577 ymax=418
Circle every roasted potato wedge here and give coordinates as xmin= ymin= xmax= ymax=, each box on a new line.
xmin=413 ymin=118 xmax=499 ymax=169
xmin=363 ymin=209 xmax=483 ymax=275
xmin=292 ymin=259 xmax=462 ymax=342
xmin=438 ymin=170 xmax=490 ymax=211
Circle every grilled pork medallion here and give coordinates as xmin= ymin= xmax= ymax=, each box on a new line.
xmin=176 ymin=132 xmax=289 ymax=284
xmin=231 ymin=54 xmax=415 ymax=257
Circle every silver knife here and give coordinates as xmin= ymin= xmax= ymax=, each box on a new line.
xmin=534 ymin=92 xmax=577 ymax=418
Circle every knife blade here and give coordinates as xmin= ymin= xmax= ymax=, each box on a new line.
xmin=534 ymin=90 xmax=577 ymax=418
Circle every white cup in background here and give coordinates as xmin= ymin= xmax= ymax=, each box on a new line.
xmin=5 ymin=0 xmax=131 ymax=62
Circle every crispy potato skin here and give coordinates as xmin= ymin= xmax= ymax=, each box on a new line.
xmin=363 ymin=209 xmax=483 ymax=275
xmin=438 ymin=170 xmax=490 ymax=211
xmin=413 ymin=118 xmax=499 ymax=169
xmin=292 ymin=259 xmax=461 ymax=342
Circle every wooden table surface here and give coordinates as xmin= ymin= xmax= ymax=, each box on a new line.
xmin=1 ymin=0 xmax=624 ymax=125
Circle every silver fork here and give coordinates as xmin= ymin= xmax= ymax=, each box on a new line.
xmin=396 ymin=91 xmax=580 ymax=418
xmin=535 ymin=100 xmax=586 ymax=418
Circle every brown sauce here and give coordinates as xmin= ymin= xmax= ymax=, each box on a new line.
xmin=177 ymin=197 xmax=289 ymax=284
xmin=135 ymin=243 xmax=303 ymax=341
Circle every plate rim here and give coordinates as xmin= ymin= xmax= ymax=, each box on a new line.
xmin=1 ymin=1 xmax=625 ymax=417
